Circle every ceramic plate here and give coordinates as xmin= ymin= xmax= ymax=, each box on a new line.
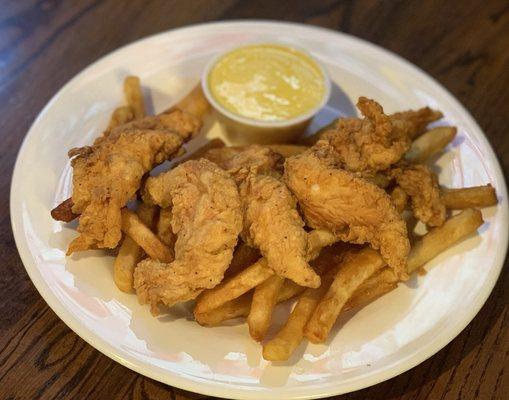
xmin=10 ymin=21 xmax=508 ymax=399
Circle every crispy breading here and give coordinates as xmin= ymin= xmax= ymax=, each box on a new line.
xmin=67 ymin=110 xmax=200 ymax=254
xmin=319 ymin=98 xmax=442 ymax=175
xmin=284 ymin=142 xmax=410 ymax=279
xmin=203 ymin=144 xmax=283 ymax=178
xmin=239 ymin=173 xmax=320 ymax=287
xmin=391 ymin=164 xmax=446 ymax=226
xmin=216 ymin=145 xmax=320 ymax=287
xmin=390 ymin=107 xmax=443 ymax=139
xmin=136 ymin=159 xmax=242 ymax=313
xmin=322 ymin=97 xmax=411 ymax=173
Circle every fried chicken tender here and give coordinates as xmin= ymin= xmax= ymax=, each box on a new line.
xmin=390 ymin=107 xmax=443 ymax=139
xmin=206 ymin=145 xmax=320 ymax=287
xmin=135 ymin=159 xmax=242 ymax=312
xmin=67 ymin=110 xmax=200 ymax=254
xmin=321 ymin=97 xmax=411 ymax=174
xmin=203 ymin=145 xmax=282 ymax=177
xmin=319 ymin=98 xmax=442 ymax=175
xmin=240 ymin=173 xmax=320 ymax=287
xmin=284 ymin=142 xmax=410 ymax=279
xmin=391 ymin=164 xmax=446 ymax=227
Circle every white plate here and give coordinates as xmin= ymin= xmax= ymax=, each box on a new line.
xmin=11 ymin=21 xmax=508 ymax=399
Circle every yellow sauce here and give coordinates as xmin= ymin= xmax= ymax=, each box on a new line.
xmin=208 ymin=44 xmax=326 ymax=122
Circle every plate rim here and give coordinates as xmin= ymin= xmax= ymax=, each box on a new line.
xmin=10 ymin=20 xmax=509 ymax=400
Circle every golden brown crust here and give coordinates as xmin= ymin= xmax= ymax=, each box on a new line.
xmin=392 ymin=164 xmax=446 ymax=227
xmin=321 ymin=97 xmax=411 ymax=173
xmin=135 ymin=159 xmax=243 ymax=312
xmin=67 ymin=111 xmax=200 ymax=254
xmin=284 ymin=142 xmax=410 ymax=279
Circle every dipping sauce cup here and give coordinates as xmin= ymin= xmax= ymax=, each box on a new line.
xmin=202 ymin=43 xmax=331 ymax=144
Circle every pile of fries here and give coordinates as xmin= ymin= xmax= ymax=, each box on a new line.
xmin=60 ymin=76 xmax=498 ymax=363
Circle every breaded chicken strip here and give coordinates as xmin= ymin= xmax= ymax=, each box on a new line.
xmin=322 ymin=97 xmax=412 ymax=174
xmin=390 ymin=107 xmax=443 ymax=139
xmin=136 ymin=159 xmax=242 ymax=313
xmin=284 ymin=142 xmax=410 ymax=279
xmin=67 ymin=111 xmax=200 ymax=254
xmin=205 ymin=145 xmax=320 ymax=287
xmin=391 ymin=164 xmax=446 ymax=227
xmin=204 ymin=144 xmax=282 ymax=177
xmin=240 ymin=173 xmax=320 ymax=287
xmin=321 ymin=98 xmax=441 ymax=176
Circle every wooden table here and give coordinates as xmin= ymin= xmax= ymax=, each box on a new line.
xmin=1 ymin=1 xmax=508 ymax=399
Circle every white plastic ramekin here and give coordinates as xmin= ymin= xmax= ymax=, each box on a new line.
xmin=201 ymin=43 xmax=331 ymax=145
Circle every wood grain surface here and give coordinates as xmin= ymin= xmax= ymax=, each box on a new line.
xmin=1 ymin=1 xmax=508 ymax=399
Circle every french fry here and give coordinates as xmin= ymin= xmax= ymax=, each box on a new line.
xmin=306 ymin=229 xmax=338 ymax=260
xmin=278 ymin=280 xmax=307 ymax=301
xmin=263 ymin=274 xmax=338 ymax=361
xmin=248 ymin=275 xmax=285 ymax=341
xmin=113 ymin=237 xmax=143 ymax=292
xmin=344 ymin=209 xmax=485 ymax=312
xmin=391 ymin=186 xmax=408 ymax=213
xmin=120 ymin=209 xmax=173 ymax=263
xmin=262 ymin=247 xmax=347 ymax=360
xmin=195 ymin=229 xmax=336 ymax=314
xmin=263 ymin=283 xmax=330 ymax=361
xmin=407 ymin=208 xmax=483 ymax=273
xmin=51 ymin=198 xmax=78 ymax=222
xmin=265 ymin=208 xmax=485 ymax=360
xmin=405 ymin=126 xmax=457 ymax=163
xmin=108 ymin=106 xmax=135 ymax=129
xmin=225 ymin=242 xmax=261 ymax=278
xmin=441 ymin=185 xmax=497 ymax=209
xmin=194 ymin=258 xmax=275 ymax=314
xmin=266 ymin=144 xmax=308 ymax=158
xmin=308 ymin=228 xmax=337 ymax=251
xmin=194 ymin=280 xmax=304 ymax=326
xmin=170 ymin=84 xmax=211 ymax=119
xmin=114 ymin=203 xmax=157 ymax=292
xmin=304 ymin=248 xmax=386 ymax=343
xmin=137 ymin=202 xmax=158 ymax=227
xmin=156 ymin=207 xmax=175 ymax=247
xmin=124 ymin=76 xmax=145 ymax=119
xmin=343 ymin=267 xmax=398 ymax=312
xmin=195 ymin=291 xmax=253 ymax=326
